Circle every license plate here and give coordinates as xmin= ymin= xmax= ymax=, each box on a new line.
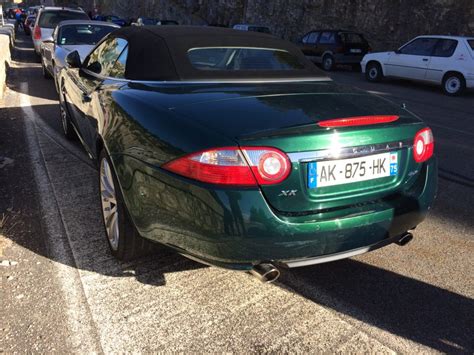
xmin=350 ymin=48 xmax=362 ymax=53
xmin=307 ymin=152 xmax=398 ymax=188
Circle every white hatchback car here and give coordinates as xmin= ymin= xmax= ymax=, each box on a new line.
xmin=361 ymin=35 xmax=474 ymax=96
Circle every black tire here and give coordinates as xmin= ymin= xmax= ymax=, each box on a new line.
xmin=58 ymin=84 xmax=76 ymax=140
xmin=59 ymin=103 xmax=76 ymax=140
xmin=98 ymin=149 xmax=156 ymax=261
xmin=365 ymin=62 xmax=383 ymax=82
xmin=42 ymin=59 xmax=52 ymax=79
xmin=442 ymin=73 xmax=465 ymax=96
xmin=351 ymin=63 xmax=361 ymax=72
xmin=322 ymin=54 xmax=335 ymax=71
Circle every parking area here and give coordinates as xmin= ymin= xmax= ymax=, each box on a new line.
xmin=1 ymin=32 xmax=473 ymax=353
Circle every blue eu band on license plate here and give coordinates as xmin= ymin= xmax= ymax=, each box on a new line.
xmin=308 ymin=152 xmax=398 ymax=188
xmin=308 ymin=162 xmax=318 ymax=188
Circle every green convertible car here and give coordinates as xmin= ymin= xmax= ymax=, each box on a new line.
xmin=58 ymin=26 xmax=437 ymax=282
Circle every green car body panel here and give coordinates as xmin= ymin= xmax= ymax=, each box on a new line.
xmin=74 ymin=80 xmax=438 ymax=270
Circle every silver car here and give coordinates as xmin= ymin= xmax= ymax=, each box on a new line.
xmin=41 ymin=20 xmax=120 ymax=90
xmin=32 ymin=6 xmax=89 ymax=57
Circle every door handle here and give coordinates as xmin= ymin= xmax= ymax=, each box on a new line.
xmin=422 ymin=58 xmax=429 ymax=62
xmin=82 ymin=93 xmax=92 ymax=103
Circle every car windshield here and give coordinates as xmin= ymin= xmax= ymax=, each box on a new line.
xmin=188 ymin=47 xmax=305 ymax=71
xmin=142 ymin=18 xmax=158 ymax=25
xmin=58 ymin=24 xmax=116 ymax=45
xmin=38 ymin=11 xmax=89 ymax=29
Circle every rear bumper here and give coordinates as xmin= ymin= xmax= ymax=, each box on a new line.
xmin=33 ymin=39 xmax=41 ymax=54
xmin=280 ymin=231 xmax=411 ymax=268
xmin=116 ymin=155 xmax=437 ymax=270
xmin=466 ymin=77 xmax=474 ymax=89
xmin=334 ymin=53 xmax=364 ymax=64
xmin=306 ymin=54 xmax=364 ymax=65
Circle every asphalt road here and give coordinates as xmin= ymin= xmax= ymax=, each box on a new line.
xmin=1 ymin=33 xmax=473 ymax=353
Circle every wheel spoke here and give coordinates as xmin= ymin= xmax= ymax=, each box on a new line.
xmin=100 ymin=158 xmax=120 ymax=251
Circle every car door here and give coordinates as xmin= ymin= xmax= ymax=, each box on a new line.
xmin=300 ymin=31 xmax=320 ymax=61
xmin=425 ymin=39 xmax=458 ymax=83
xmin=65 ymin=37 xmax=127 ymax=153
xmin=317 ymin=31 xmax=337 ymax=58
xmin=385 ymin=37 xmax=437 ymax=80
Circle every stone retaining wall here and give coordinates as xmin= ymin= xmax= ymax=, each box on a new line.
xmin=0 ymin=25 xmax=14 ymax=99
xmin=59 ymin=0 xmax=474 ymax=51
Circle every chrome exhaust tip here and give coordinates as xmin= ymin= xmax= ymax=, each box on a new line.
xmin=249 ymin=263 xmax=280 ymax=283
xmin=396 ymin=232 xmax=413 ymax=246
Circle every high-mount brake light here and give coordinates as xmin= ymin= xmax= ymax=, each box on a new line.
xmin=33 ymin=25 xmax=41 ymax=40
xmin=162 ymin=147 xmax=291 ymax=186
xmin=413 ymin=128 xmax=434 ymax=163
xmin=318 ymin=115 xmax=399 ymax=128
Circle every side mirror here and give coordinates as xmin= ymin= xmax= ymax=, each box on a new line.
xmin=66 ymin=50 xmax=82 ymax=68
xmin=42 ymin=37 xmax=54 ymax=44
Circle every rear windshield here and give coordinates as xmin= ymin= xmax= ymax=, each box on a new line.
xmin=248 ymin=26 xmax=270 ymax=34
xmin=38 ymin=10 xmax=89 ymax=29
xmin=188 ymin=47 xmax=305 ymax=71
xmin=341 ymin=32 xmax=365 ymax=44
xmin=58 ymin=24 xmax=116 ymax=45
xmin=468 ymin=39 xmax=474 ymax=50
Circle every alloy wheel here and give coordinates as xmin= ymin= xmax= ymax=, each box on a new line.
xmin=445 ymin=76 xmax=461 ymax=94
xmin=100 ymin=158 xmax=120 ymax=251
xmin=369 ymin=67 xmax=378 ymax=79
xmin=323 ymin=56 xmax=333 ymax=71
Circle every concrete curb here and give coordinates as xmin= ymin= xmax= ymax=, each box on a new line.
xmin=0 ymin=24 xmax=14 ymax=99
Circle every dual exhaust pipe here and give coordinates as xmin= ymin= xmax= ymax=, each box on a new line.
xmin=249 ymin=232 xmax=413 ymax=283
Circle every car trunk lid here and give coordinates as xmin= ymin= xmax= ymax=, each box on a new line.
xmin=169 ymin=82 xmax=424 ymax=214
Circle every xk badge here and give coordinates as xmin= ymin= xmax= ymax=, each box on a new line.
xmin=279 ymin=190 xmax=298 ymax=197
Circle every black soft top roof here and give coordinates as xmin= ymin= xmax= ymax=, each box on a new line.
xmin=109 ymin=26 xmax=324 ymax=81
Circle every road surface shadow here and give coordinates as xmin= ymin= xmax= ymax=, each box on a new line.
xmin=278 ymin=259 xmax=474 ymax=353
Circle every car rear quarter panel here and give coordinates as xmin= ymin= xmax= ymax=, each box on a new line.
xmin=101 ymin=86 xmax=236 ymax=168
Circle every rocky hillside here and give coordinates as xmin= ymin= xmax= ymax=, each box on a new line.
xmin=60 ymin=0 xmax=474 ymax=50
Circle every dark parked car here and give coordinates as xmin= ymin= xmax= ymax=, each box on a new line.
xmin=233 ymin=24 xmax=271 ymax=34
xmin=58 ymin=26 xmax=436 ymax=283
xmin=132 ymin=17 xmax=178 ymax=26
xmin=93 ymin=15 xmax=127 ymax=27
xmin=299 ymin=30 xmax=371 ymax=71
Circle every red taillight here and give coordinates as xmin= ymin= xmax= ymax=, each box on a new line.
xmin=318 ymin=115 xmax=399 ymax=128
xmin=413 ymin=128 xmax=434 ymax=163
xmin=33 ymin=26 xmax=41 ymax=40
xmin=162 ymin=147 xmax=291 ymax=186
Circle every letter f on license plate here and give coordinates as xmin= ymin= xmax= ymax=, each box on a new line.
xmin=308 ymin=152 xmax=398 ymax=188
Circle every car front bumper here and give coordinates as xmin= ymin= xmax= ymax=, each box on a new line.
xmin=116 ymin=155 xmax=437 ymax=270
